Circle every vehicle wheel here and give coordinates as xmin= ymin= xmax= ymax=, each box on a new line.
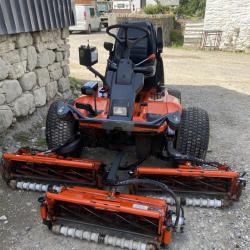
xmin=46 ymin=101 xmax=77 ymax=150
xmin=87 ymin=25 xmax=91 ymax=34
xmin=168 ymin=88 xmax=181 ymax=103
xmin=176 ymin=107 xmax=209 ymax=159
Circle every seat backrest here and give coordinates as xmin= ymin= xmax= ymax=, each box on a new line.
xmin=105 ymin=58 xmax=144 ymax=121
xmin=114 ymin=22 xmax=156 ymax=64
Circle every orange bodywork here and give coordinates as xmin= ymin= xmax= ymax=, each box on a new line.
xmin=42 ymin=186 xmax=172 ymax=246
xmin=75 ymin=90 xmax=182 ymax=133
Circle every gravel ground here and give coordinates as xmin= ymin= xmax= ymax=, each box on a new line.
xmin=1 ymin=31 xmax=250 ymax=250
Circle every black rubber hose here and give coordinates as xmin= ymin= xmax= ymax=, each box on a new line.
xmin=166 ymin=141 xmax=220 ymax=167
xmin=119 ymin=157 xmax=146 ymax=171
xmin=116 ymin=178 xmax=180 ymax=228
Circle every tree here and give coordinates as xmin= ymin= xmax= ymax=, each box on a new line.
xmin=177 ymin=0 xmax=206 ymax=18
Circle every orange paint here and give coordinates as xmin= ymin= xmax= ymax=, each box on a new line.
xmin=44 ymin=186 xmax=172 ymax=246
xmin=74 ymin=90 xmax=182 ymax=133
xmin=3 ymin=152 xmax=102 ymax=171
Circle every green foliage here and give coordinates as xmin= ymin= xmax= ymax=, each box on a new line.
xmin=144 ymin=4 xmax=170 ymax=15
xmin=69 ymin=77 xmax=82 ymax=90
xmin=176 ymin=0 xmax=206 ymax=18
xmin=170 ymin=29 xmax=184 ymax=46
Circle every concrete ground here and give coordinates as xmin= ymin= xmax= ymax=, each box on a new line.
xmin=1 ymin=30 xmax=250 ymax=250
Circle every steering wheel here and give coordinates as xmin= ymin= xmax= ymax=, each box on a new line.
xmin=106 ymin=24 xmax=150 ymax=49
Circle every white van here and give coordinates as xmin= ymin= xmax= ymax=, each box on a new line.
xmin=70 ymin=5 xmax=101 ymax=34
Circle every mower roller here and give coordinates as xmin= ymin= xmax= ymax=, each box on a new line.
xmin=0 ymin=21 xmax=246 ymax=248
xmin=1 ymin=147 xmax=103 ymax=192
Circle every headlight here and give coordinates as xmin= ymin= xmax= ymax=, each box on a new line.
xmin=113 ymin=106 xmax=127 ymax=116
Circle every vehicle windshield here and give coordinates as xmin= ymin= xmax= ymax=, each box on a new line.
xmin=97 ymin=3 xmax=108 ymax=12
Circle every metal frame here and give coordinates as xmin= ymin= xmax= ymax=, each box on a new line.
xmin=201 ymin=30 xmax=222 ymax=49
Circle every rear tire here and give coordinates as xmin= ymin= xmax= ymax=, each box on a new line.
xmin=176 ymin=107 xmax=209 ymax=159
xmin=46 ymin=101 xmax=77 ymax=150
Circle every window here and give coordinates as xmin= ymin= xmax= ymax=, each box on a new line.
xmin=89 ymin=8 xmax=95 ymax=17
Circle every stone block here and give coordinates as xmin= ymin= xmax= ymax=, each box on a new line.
xmin=1 ymin=80 xmax=22 ymax=103
xmin=61 ymin=28 xmax=70 ymax=39
xmin=63 ymin=50 xmax=70 ymax=60
xmin=50 ymin=68 xmax=63 ymax=81
xmin=0 ymin=58 xmax=10 ymax=80
xmin=13 ymin=93 xmax=35 ymax=117
xmin=2 ymin=50 xmax=20 ymax=64
xmin=0 ymin=35 xmax=7 ymax=43
xmin=58 ymin=78 xmax=70 ymax=93
xmin=48 ymin=62 xmax=61 ymax=72
xmin=33 ymin=87 xmax=47 ymax=107
xmin=35 ymin=68 xmax=50 ymax=87
xmin=62 ymin=65 xmax=70 ymax=77
xmin=57 ymin=44 xmax=70 ymax=52
xmin=63 ymin=90 xmax=72 ymax=99
xmin=52 ymin=29 xmax=62 ymax=41
xmin=27 ymin=46 xmax=37 ymax=71
xmin=0 ymin=41 xmax=15 ymax=54
xmin=37 ymin=49 xmax=55 ymax=67
xmin=0 ymin=94 xmax=5 ymax=105
xmin=47 ymin=42 xmax=57 ymax=50
xmin=19 ymin=72 xmax=37 ymax=91
xmin=46 ymin=81 xmax=58 ymax=101
xmin=16 ymin=33 xmax=33 ymax=48
xmin=0 ymin=105 xmax=13 ymax=132
xmin=48 ymin=50 xmax=56 ymax=65
xmin=8 ymin=61 xmax=27 ymax=79
xmin=19 ymin=48 xmax=28 ymax=61
xmin=35 ymin=41 xmax=46 ymax=53
xmin=56 ymin=52 xmax=64 ymax=62
xmin=61 ymin=59 xmax=69 ymax=67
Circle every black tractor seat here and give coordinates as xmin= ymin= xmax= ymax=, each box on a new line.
xmin=106 ymin=21 xmax=163 ymax=90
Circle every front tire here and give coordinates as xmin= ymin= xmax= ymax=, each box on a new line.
xmin=46 ymin=101 xmax=77 ymax=150
xmin=176 ymin=107 xmax=209 ymax=159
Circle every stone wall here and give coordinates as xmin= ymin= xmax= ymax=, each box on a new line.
xmin=204 ymin=0 xmax=250 ymax=52
xmin=0 ymin=28 xmax=71 ymax=133
xmin=115 ymin=14 xmax=174 ymax=46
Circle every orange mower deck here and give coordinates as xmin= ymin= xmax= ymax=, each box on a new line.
xmin=135 ymin=162 xmax=246 ymax=206
xmin=40 ymin=186 xmax=173 ymax=249
xmin=1 ymin=148 xmax=104 ymax=191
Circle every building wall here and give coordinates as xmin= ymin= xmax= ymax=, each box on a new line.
xmin=0 ymin=28 xmax=71 ymax=133
xmin=204 ymin=0 xmax=250 ymax=52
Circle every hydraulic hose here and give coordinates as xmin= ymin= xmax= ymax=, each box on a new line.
xmin=166 ymin=141 xmax=220 ymax=167
xmin=116 ymin=178 xmax=180 ymax=228
xmin=119 ymin=158 xmax=146 ymax=171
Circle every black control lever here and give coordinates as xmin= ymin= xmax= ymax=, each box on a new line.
xmin=106 ymin=152 xmax=124 ymax=185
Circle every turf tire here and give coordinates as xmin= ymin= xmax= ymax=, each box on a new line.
xmin=176 ymin=107 xmax=209 ymax=159
xmin=46 ymin=101 xmax=77 ymax=150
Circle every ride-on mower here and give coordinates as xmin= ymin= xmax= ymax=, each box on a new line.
xmin=1 ymin=22 xmax=246 ymax=248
